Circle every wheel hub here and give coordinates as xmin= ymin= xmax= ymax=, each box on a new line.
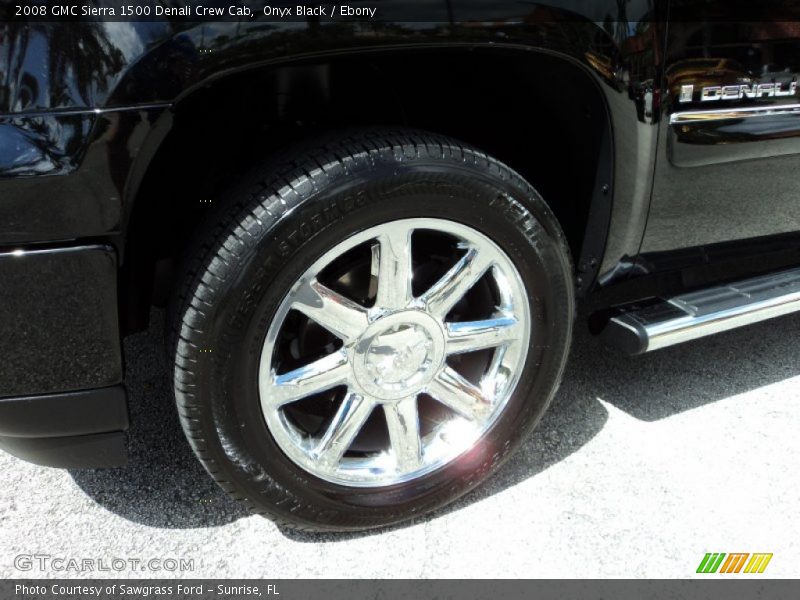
xmin=353 ymin=311 xmax=445 ymax=400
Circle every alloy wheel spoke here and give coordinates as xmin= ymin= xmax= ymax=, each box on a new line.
xmin=314 ymin=392 xmax=374 ymax=470
xmin=445 ymin=316 xmax=521 ymax=354
xmin=427 ymin=367 xmax=494 ymax=422
xmin=375 ymin=224 xmax=414 ymax=310
xmin=384 ymin=397 xmax=422 ymax=471
xmin=480 ymin=344 xmax=512 ymax=400
xmin=291 ymin=277 xmax=369 ymax=342
xmin=420 ymin=247 xmax=493 ymax=318
xmin=266 ymin=350 xmax=350 ymax=407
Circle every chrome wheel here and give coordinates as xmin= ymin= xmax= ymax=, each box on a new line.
xmin=258 ymin=218 xmax=531 ymax=486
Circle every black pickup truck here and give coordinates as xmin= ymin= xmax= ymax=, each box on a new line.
xmin=1 ymin=1 xmax=799 ymax=531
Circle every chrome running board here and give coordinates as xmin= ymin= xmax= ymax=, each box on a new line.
xmin=600 ymin=267 xmax=800 ymax=354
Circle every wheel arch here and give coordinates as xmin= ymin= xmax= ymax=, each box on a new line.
xmin=119 ymin=44 xmax=614 ymax=333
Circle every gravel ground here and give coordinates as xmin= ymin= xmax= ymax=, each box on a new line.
xmin=1 ymin=309 xmax=798 ymax=579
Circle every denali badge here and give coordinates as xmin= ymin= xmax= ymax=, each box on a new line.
xmin=679 ymin=82 xmax=797 ymax=103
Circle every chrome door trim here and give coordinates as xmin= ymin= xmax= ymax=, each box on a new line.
xmin=670 ymin=103 xmax=800 ymax=125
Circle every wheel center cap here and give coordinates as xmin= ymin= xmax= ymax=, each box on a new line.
xmin=366 ymin=324 xmax=433 ymax=384
xmin=353 ymin=311 xmax=445 ymax=401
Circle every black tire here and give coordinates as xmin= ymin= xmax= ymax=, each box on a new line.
xmin=172 ymin=129 xmax=574 ymax=531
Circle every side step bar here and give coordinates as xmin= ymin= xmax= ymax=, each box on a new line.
xmin=600 ymin=267 xmax=800 ymax=354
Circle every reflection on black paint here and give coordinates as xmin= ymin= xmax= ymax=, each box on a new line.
xmin=0 ymin=24 xmax=125 ymax=112
xmin=0 ymin=114 xmax=93 ymax=176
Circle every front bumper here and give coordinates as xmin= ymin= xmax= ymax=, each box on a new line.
xmin=0 ymin=386 xmax=129 ymax=468
xmin=0 ymin=244 xmax=128 ymax=467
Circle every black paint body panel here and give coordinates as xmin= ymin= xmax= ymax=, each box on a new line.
xmin=0 ymin=108 xmax=170 ymax=244
xmin=644 ymin=19 xmax=800 ymax=256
